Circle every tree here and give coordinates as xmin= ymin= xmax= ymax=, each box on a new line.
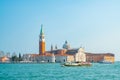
xmin=19 ymin=53 xmax=22 ymax=61
xmin=11 ymin=56 xmax=17 ymax=62
xmin=11 ymin=52 xmax=19 ymax=62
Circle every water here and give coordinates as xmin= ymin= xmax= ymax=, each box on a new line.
xmin=0 ymin=62 xmax=120 ymax=80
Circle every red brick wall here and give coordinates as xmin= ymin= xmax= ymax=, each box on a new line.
xmin=86 ymin=54 xmax=104 ymax=62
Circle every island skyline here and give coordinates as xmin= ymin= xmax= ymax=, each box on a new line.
xmin=0 ymin=0 xmax=120 ymax=61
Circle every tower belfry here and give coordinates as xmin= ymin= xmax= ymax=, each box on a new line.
xmin=39 ymin=24 xmax=46 ymax=55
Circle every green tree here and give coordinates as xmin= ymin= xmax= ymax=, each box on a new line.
xmin=11 ymin=52 xmax=19 ymax=62
xmin=11 ymin=55 xmax=18 ymax=62
xmin=19 ymin=53 xmax=22 ymax=61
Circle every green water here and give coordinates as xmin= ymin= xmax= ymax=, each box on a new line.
xmin=0 ymin=62 xmax=120 ymax=80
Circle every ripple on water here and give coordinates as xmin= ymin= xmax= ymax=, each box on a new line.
xmin=0 ymin=62 xmax=120 ymax=80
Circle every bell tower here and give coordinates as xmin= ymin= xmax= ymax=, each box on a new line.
xmin=39 ymin=24 xmax=46 ymax=55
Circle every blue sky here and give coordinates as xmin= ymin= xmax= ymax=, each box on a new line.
xmin=0 ymin=0 xmax=120 ymax=61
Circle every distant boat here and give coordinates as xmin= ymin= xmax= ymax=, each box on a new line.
xmin=39 ymin=60 xmax=47 ymax=63
xmin=99 ymin=60 xmax=113 ymax=64
xmin=62 ymin=62 xmax=92 ymax=67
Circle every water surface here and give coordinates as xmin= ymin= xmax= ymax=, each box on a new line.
xmin=0 ymin=62 xmax=120 ymax=80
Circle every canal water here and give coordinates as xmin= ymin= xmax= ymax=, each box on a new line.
xmin=0 ymin=62 xmax=120 ymax=80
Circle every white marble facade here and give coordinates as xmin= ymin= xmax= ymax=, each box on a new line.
xmin=75 ymin=48 xmax=86 ymax=62
xmin=22 ymin=48 xmax=86 ymax=63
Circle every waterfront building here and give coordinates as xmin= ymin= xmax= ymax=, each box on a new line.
xmin=86 ymin=53 xmax=114 ymax=63
xmin=22 ymin=53 xmax=38 ymax=62
xmin=0 ymin=56 xmax=10 ymax=63
xmin=0 ymin=51 xmax=10 ymax=63
xmin=22 ymin=24 xmax=115 ymax=63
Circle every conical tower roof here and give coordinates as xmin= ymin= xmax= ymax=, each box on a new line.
xmin=40 ymin=24 xmax=44 ymax=35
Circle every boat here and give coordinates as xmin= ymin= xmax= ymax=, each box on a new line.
xmin=62 ymin=62 xmax=92 ymax=67
xmin=99 ymin=60 xmax=113 ymax=64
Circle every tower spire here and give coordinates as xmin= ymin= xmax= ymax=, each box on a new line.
xmin=40 ymin=24 xmax=44 ymax=35
xmin=51 ymin=44 xmax=53 ymax=51
xmin=39 ymin=24 xmax=46 ymax=55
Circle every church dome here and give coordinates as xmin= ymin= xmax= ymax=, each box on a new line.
xmin=63 ymin=41 xmax=70 ymax=49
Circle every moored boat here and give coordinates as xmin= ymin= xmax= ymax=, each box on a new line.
xmin=99 ymin=60 xmax=113 ymax=64
xmin=62 ymin=62 xmax=92 ymax=67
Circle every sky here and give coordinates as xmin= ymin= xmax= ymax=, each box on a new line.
xmin=0 ymin=0 xmax=120 ymax=61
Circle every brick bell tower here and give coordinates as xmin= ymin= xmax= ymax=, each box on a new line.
xmin=39 ymin=24 xmax=46 ymax=55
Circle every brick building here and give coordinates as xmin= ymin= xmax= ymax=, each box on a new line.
xmin=86 ymin=53 xmax=114 ymax=63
